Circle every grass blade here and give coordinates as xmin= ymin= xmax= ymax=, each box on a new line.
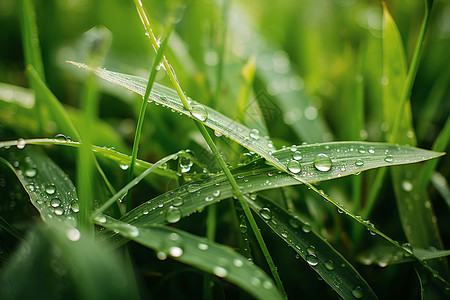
xmin=96 ymin=215 xmax=284 ymax=300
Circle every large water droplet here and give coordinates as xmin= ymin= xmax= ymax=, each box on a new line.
xmin=213 ymin=266 xmax=228 ymax=278
xmin=17 ymin=138 xmax=26 ymax=149
xmin=259 ymin=207 xmax=272 ymax=220
xmin=66 ymin=228 xmax=81 ymax=241
xmin=287 ymin=160 xmax=302 ymax=174
xmin=351 ymin=286 xmax=363 ymax=299
xmin=288 ymin=217 xmax=301 ymax=229
xmin=306 ymin=254 xmax=319 ymax=266
xmin=54 ymin=133 xmax=69 ymax=142
xmin=302 ymin=222 xmax=311 ymax=233
xmin=54 ymin=207 xmax=64 ymax=215
xmin=119 ymin=163 xmax=129 ymax=170
xmin=293 ymin=151 xmax=302 ymax=161
xmin=50 ymin=197 xmax=61 ymax=207
xmin=355 ymin=159 xmax=364 ymax=167
xmin=190 ymin=105 xmax=208 ymax=121
xmin=314 ymin=153 xmax=332 ymax=172
xmin=213 ymin=190 xmax=221 ymax=197
xmin=187 ymin=183 xmax=201 ymax=193
xmin=25 ymin=168 xmax=37 ymax=178
xmin=173 ymin=197 xmax=184 ymax=207
xmin=45 ymin=184 xmax=56 ymax=195
xmin=165 ymin=206 xmax=181 ymax=223
xmin=180 ymin=156 xmax=193 ymax=173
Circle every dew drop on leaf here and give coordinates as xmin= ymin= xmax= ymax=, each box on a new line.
xmin=259 ymin=207 xmax=272 ymax=220
xmin=384 ymin=155 xmax=394 ymax=162
xmin=190 ymin=104 xmax=208 ymax=121
xmin=16 ymin=138 xmax=26 ymax=149
xmin=324 ymin=260 xmax=335 ymax=270
xmin=355 ymin=159 xmax=364 ymax=166
xmin=314 ymin=153 xmax=332 ymax=172
xmin=306 ymin=254 xmax=319 ymax=266
xmin=351 ymin=286 xmax=363 ymax=299
xmin=249 ymin=128 xmax=260 ymax=140
xmin=165 ymin=206 xmax=181 ymax=223
xmin=25 ymin=168 xmax=37 ymax=178
xmin=45 ymin=184 xmax=56 ymax=195
xmin=287 ymin=160 xmax=301 ymax=174
xmin=213 ymin=266 xmax=228 ymax=278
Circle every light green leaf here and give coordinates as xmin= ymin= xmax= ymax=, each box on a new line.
xmin=97 ymin=216 xmax=284 ymax=300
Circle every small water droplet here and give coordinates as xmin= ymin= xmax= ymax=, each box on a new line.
xmin=173 ymin=197 xmax=184 ymax=207
xmin=288 ymin=217 xmax=301 ymax=228
xmin=249 ymin=129 xmax=260 ymax=140
xmin=25 ymin=168 xmax=37 ymax=178
xmin=213 ymin=266 xmax=228 ymax=278
xmin=53 ymin=134 xmax=69 ymax=142
xmin=213 ymin=190 xmax=220 ymax=197
xmin=293 ymin=151 xmax=302 ymax=160
xmin=66 ymin=228 xmax=81 ymax=241
xmin=187 ymin=183 xmax=201 ymax=193
xmin=306 ymin=246 xmax=316 ymax=255
xmin=233 ymin=258 xmax=244 ymax=267
xmin=287 ymin=160 xmax=302 ymax=174
xmin=314 ymin=153 xmax=332 ymax=172
xmin=119 ymin=163 xmax=129 ymax=170
xmin=214 ymin=130 xmax=223 ymax=137
xmin=355 ymin=159 xmax=364 ymax=167
xmin=351 ymin=286 xmax=363 ymax=299
xmin=306 ymin=254 xmax=319 ymax=266
xmin=50 ymin=197 xmax=61 ymax=208
xmin=239 ymin=223 xmax=248 ymax=233
xmin=324 ymin=260 xmax=335 ymax=270
xmin=197 ymin=243 xmax=208 ymax=251
xmin=70 ymin=202 xmax=79 ymax=213
xmin=260 ymin=207 xmax=272 ymax=220
xmin=17 ymin=138 xmax=26 ymax=149
xmin=384 ymin=155 xmax=394 ymax=162
xmin=45 ymin=184 xmax=56 ymax=195
xmin=169 ymin=246 xmax=183 ymax=257
xmin=95 ymin=215 xmax=107 ymax=223
xmin=165 ymin=206 xmax=181 ymax=223
xmin=302 ymin=222 xmax=311 ymax=233
xmin=180 ymin=156 xmax=193 ymax=173
xmin=205 ymin=196 xmax=214 ymax=202
xmin=54 ymin=207 xmax=64 ymax=215
xmin=402 ymin=180 xmax=413 ymax=192
xmin=190 ymin=105 xmax=208 ymax=122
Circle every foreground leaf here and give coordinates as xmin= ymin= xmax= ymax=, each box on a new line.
xmin=97 ymin=216 xmax=283 ymax=300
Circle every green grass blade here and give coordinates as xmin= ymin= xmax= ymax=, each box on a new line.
xmin=0 ymin=221 xmax=139 ymax=299
xmin=26 ymin=66 xmax=80 ymax=140
xmin=0 ymin=147 xmax=79 ymax=224
xmin=96 ymin=215 xmax=284 ymax=300
xmin=120 ymin=141 xmax=443 ymax=226
xmin=0 ymin=138 xmax=177 ymax=179
xmin=247 ymin=195 xmax=377 ymax=300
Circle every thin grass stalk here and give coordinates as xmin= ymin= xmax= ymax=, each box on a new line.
xmin=133 ymin=1 xmax=287 ymax=296
xmin=126 ymin=23 xmax=174 ymax=211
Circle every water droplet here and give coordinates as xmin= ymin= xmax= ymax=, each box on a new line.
xmin=304 ymin=106 xmax=318 ymax=120
xmin=119 ymin=163 xmax=129 ymax=170
xmin=314 ymin=153 xmax=332 ymax=172
xmin=384 ymin=155 xmax=394 ymax=162
xmin=17 ymin=138 xmax=26 ymax=149
xmin=66 ymin=228 xmax=81 ymax=241
xmin=165 ymin=206 xmax=181 ymax=223
xmin=70 ymin=202 xmax=79 ymax=213
xmin=180 ymin=156 xmax=193 ymax=173
xmin=53 ymin=134 xmax=69 ymax=142
xmin=324 ymin=260 xmax=335 ymax=270
xmin=293 ymin=151 xmax=302 ymax=160
xmin=187 ymin=183 xmax=201 ymax=193
xmin=190 ymin=105 xmax=208 ymax=121
xmin=249 ymin=129 xmax=260 ymax=140
xmin=302 ymin=222 xmax=312 ymax=233
xmin=351 ymin=286 xmax=363 ymax=298
xmin=173 ymin=197 xmax=184 ymax=207
xmin=306 ymin=254 xmax=319 ymax=266
xmin=205 ymin=196 xmax=213 ymax=202
xmin=95 ymin=215 xmax=107 ymax=223
xmin=213 ymin=190 xmax=221 ymax=197
xmin=50 ymin=197 xmax=61 ymax=207
xmin=213 ymin=266 xmax=228 ymax=278
xmin=239 ymin=223 xmax=248 ymax=233
xmin=54 ymin=207 xmax=64 ymax=215
xmin=25 ymin=168 xmax=37 ymax=178
xmin=214 ymin=130 xmax=223 ymax=137
xmin=45 ymin=184 xmax=56 ymax=195
xmin=233 ymin=258 xmax=243 ymax=267
xmin=260 ymin=207 xmax=272 ymax=220
xmin=288 ymin=217 xmax=301 ymax=228
xmin=287 ymin=160 xmax=302 ymax=174
xmin=306 ymin=246 xmax=316 ymax=255
xmin=197 ymin=243 xmax=208 ymax=251
xmin=169 ymin=246 xmax=183 ymax=257
xmin=355 ymin=159 xmax=364 ymax=167
xmin=402 ymin=180 xmax=413 ymax=192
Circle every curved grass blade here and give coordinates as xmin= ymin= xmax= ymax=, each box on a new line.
xmin=247 ymin=195 xmax=377 ymax=300
xmin=0 ymin=138 xmax=178 ymax=179
xmin=0 ymin=147 xmax=78 ymax=224
xmin=121 ymin=141 xmax=443 ymax=225
xmin=96 ymin=215 xmax=283 ymax=300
